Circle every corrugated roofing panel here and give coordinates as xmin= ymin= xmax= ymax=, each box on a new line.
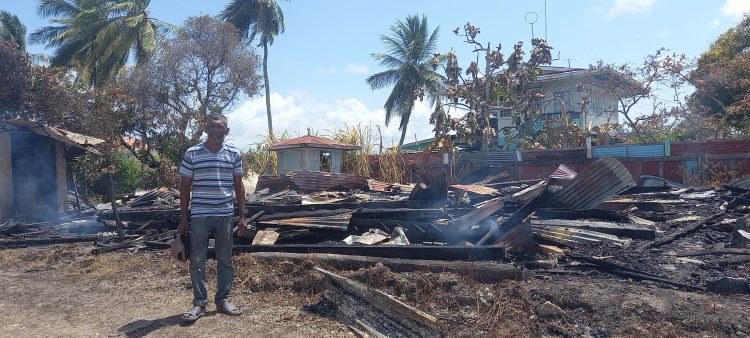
xmin=671 ymin=139 xmax=750 ymax=155
xmin=592 ymin=144 xmax=665 ymax=158
xmin=550 ymin=157 xmax=636 ymax=210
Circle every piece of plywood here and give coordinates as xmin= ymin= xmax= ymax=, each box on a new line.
xmin=252 ymin=229 xmax=280 ymax=245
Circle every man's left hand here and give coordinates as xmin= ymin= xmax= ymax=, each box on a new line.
xmin=237 ymin=217 xmax=249 ymax=237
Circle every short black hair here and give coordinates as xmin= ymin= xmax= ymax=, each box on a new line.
xmin=206 ymin=113 xmax=228 ymax=125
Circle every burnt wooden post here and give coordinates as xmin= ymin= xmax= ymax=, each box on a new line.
xmin=71 ymin=173 xmax=81 ymax=214
xmin=108 ymin=173 xmax=125 ymax=240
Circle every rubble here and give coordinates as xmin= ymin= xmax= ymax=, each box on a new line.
xmin=4 ymin=159 xmax=750 ymax=337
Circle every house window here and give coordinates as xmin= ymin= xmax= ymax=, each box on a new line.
xmin=553 ymin=90 xmax=570 ymax=114
xmin=320 ymin=151 xmax=332 ymax=173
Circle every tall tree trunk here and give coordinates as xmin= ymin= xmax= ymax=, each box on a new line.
xmin=263 ymin=42 xmax=273 ymax=139
xmin=398 ymin=124 xmax=407 ymax=146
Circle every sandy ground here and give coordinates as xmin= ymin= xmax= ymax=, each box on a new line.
xmin=1 ymin=244 xmax=749 ymax=337
xmin=0 ymin=246 xmax=351 ymax=338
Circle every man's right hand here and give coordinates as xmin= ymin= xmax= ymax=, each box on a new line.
xmin=178 ymin=217 xmax=189 ymax=236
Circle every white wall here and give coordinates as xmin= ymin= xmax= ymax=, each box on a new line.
xmin=497 ymin=77 xmax=619 ymax=132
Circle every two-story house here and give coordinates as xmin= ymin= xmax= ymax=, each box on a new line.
xmin=497 ymin=66 xmax=631 ymax=145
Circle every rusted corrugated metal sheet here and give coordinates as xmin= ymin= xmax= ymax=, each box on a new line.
xmin=520 ymin=148 xmax=586 ymax=161
xmin=518 ymin=164 xmax=558 ymax=180
xmin=367 ymin=179 xmax=414 ymax=193
xmin=458 ymin=151 xmax=517 ymax=164
xmin=257 ymin=171 xmax=368 ymax=192
xmin=288 ymin=171 xmax=368 ymax=192
xmin=671 ymin=139 xmax=750 ymax=155
xmin=551 ymin=157 xmax=636 ymax=210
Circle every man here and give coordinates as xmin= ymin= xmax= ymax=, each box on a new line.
xmin=178 ymin=113 xmax=247 ymax=322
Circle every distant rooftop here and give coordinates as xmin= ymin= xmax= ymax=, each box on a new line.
xmin=537 ymin=65 xmax=586 ymax=75
xmin=268 ymin=135 xmax=360 ymax=151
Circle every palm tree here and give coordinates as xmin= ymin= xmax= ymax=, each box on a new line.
xmin=30 ymin=0 xmax=173 ymax=87
xmin=0 ymin=11 xmax=27 ymax=51
xmin=221 ymin=0 xmax=286 ymax=138
xmin=367 ymin=15 xmax=445 ymax=146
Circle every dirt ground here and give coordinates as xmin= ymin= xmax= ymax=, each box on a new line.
xmin=1 ymin=244 xmax=749 ymax=337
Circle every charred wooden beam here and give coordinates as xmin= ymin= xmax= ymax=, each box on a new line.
xmin=567 ymin=254 xmax=701 ymax=291
xmin=476 ymin=191 xmax=552 ymax=246
xmin=230 ymin=244 xmax=505 ymax=261
xmin=535 ymin=208 xmax=630 ymax=222
xmin=677 ymin=248 xmax=750 ymax=257
xmin=316 ymin=266 xmax=443 ymax=338
xmin=0 ymin=235 xmax=99 ymax=248
xmin=258 ymin=209 xmax=354 ymax=221
xmin=249 ymin=252 xmax=523 ymax=282
xmin=638 ymin=213 xmax=725 ymax=251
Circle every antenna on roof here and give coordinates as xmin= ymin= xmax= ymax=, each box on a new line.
xmin=525 ymin=11 xmax=538 ymax=40
xmin=544 ymin=0 xmax=549 ymax=42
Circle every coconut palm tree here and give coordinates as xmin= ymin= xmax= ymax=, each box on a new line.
xmin=367 ymin=15 xmax=445 ymax=146
xmin=30 ymin=0 xmax=173 ymax=87
xmin=0 ymin=11 xmax=27 ymax=51
xmin=221 ymin=0 xmax=286 ymax=138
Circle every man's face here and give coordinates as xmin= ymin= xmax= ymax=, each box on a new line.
xmin=205 ymin=119 xmax=229 ymax=143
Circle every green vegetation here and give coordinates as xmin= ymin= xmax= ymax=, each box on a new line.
xmin=367 ymin=15 xmax=445 ymax=146
xmin=221 ymin=0 xmax=287 ymax=138
xmin=0 ymin=10 xmax=26 ymax=51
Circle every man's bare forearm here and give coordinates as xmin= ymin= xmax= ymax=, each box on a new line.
xmin=179 ymin=176 xmax=192 ymax=219
xmin=234 ymin=176 xmax=245 ymax=216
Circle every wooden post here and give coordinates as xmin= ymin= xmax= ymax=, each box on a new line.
xmin=108 ymin=173 xmax=125 ymax=240
xmin=72 ymin=173 xmax=81 ymax=214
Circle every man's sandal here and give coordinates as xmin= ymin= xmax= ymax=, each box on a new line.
xmin=217 ymin=302 xmax=243 ymax=316
xmin=182 ymin=305 xmax=206 ymax=322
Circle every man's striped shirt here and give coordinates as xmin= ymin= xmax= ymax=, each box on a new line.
xmin=179 ymin=142 xmax=243 ymax=217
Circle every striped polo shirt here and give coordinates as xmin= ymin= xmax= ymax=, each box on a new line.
xmin=179 ymin=142 xmax=243 ymax=217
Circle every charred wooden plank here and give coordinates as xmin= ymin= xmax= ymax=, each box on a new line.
xmin=677 ymin=248 xmax=750 ymax=257
xmin=638 ymin=213 xmax=725 ymax=251
xmin=535 ymin=208 xmax=630 ymax=222
xmin=316 ymin=266 xmax=443 ymax=338
xmin=0 ymin=236 xmax=99 ymax=248
xmin=230 ymin=244 xmax=504 ymax=261
xmin=530 ymin=219 xmax=656 ymax=240
xmin=249 ymin=252 xmax=522 ymax=282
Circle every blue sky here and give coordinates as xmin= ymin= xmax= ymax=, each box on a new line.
xmin=3 ymin=0 xmax=750 ymax=148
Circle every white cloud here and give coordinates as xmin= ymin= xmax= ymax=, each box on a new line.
xmin=710 ymin=18 xmax=721 ymax=27
xmin=721 ymin=0 xmax=750 ymax=18
xmin=224 ymin=93 xmax=436 ymax=150
xmin=344 ymin=64 xmax=369 ymax=74
xmin=312 ymin=64 xmax=370 ymax=76
xmin=608 ymin=0 xmax=657 ymax=16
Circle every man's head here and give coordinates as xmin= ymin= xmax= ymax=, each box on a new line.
xmin=205 ymin=113 xmax=229 ymax=143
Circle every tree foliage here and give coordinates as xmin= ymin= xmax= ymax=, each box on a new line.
xmin=368 ymin=14 xmax=445 ymax=146
xmin=429 ymin=23 xmax=553 ymax=150
xmin=30 ymin=0 xmax=174 ymax=87
xmin=120 ymin=15 xmax=262 ymax=166
xmin=221 ymin=0 xmax=287 ymax=138
xmin=0 ymin=40 xmax=124 ymax=141
xmin=0 ymin=10 xmax=27 ymax=51
xmin=689 ymin=14 xmax=750 ymax=134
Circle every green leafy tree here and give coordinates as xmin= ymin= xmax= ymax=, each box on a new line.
xmin=221 ymin=0 xmax=286 ymax=138
xmin=688 ymin=14 xmax=750 ymax=134
xmin=367 ymin=14 xmax=445 ymax=146
xmin=30 ymin=0 xmax=173 ymax=87
xmin=0 ymin=10 xmax=26 ymax=51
